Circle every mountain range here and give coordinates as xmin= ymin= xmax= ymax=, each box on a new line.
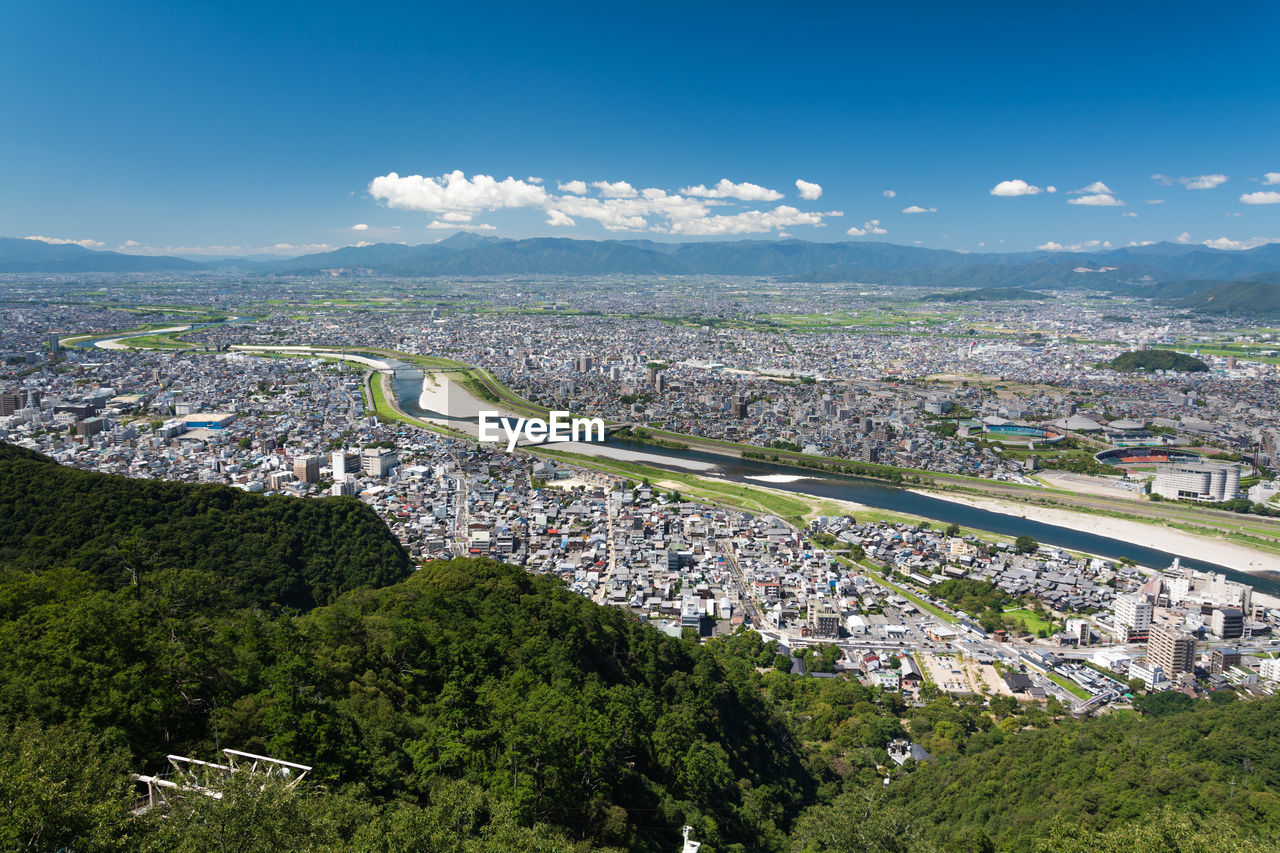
xmin=5 ymin=233 xmax=1280 ymax=304
xmin=0 ymin=237 xmax=204 ymax=273
xmin=1176 ymin=280 xmax=1280 ymax=318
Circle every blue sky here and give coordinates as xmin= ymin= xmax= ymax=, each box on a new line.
xmin=2 ymin=1 xmax=1277 ymax=256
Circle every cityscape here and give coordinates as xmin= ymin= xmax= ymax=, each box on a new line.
xmin=3 ymin=2 xmax=1279 ymax=851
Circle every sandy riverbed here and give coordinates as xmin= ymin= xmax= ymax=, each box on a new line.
xmin=236 ymin=349 xmax=1280 ymax=582
xmin=913 ymin=490 xmax=1280 ymax=576
xmin=414 ymin=372 xmax=722 ymax=470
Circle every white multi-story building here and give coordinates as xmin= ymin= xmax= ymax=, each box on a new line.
xmin=1165 ymin=568 xmax=1253 ymax=616
xmin=1259 ymin=658 xmax=1280 ymax=682
xmin=1210 ymin=607 xmax=1244 ymax=639
xmin=1113 ymin=593 xmax=1153 ymax=635
xmin=1152 ymin=461 xmax=1241 ymax=502
xmin=361 ymin=447 xmax=397 ymax=477
xmin=1129 ymin=661 xmax=1169 ymax=691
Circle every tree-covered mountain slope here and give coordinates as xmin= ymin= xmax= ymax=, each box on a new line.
xmin=0 ymin=443 xmax=410 ymax=609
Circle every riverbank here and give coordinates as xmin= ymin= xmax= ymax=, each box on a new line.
xmin=916 ymin=489 xmax=1279 ymax=575
xmin=406 ymin=370 xmax=1277 ymax=577
xmin=95 ymin=325 xmax=191 ymax=349
xmin=117 ymin=333 xmax=1272 ymax=578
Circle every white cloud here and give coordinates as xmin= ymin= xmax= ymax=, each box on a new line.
xmin=1177 ymin=232 xmax=1193 ymax=243
xmin=351 ymin=223 xmax=369 ymax=231
xmin=553 ymin=192 xmax=686 ymax=232
xmin=592 ymin=180 xmax=638 ymax=198
xmin=556 ymin=187 xmax=840 ymax=234
xmin=681 ymin=178 xmax=784 ymax=201
xmin=1146 ymin=199 xmax=1165 ymax=204
xmin=1180 ymin=174 xmax=1228 ymax=189
xmin=1123 ymin=211 xmax=1139 ymax=218
xmin=1070 ymin=181 xmax=1114 ymax=195
xmin=669 ymin=205 xmax=840 ymax=236
xmin=1240 ymin=191 xmax=1280 ymax=205
xmin=902 ymin=205 xmax=937 ymax=213
xmin=1151 ymin=174 xmax=1175 ymax=186
xmin=24 ymin=235 xmax=105 ymax=249
xmin=1046 ymin=186 xmax=1057 ymax=194
xmin=118 ymin=242 xmax=336 ymax=256
xmin=526 ymin=176 xmax=543 ymax=184
xmin=1263 ymin=172 xmax=1280 ymax=185
xmin=1067 ymin=193 xmax=1124 ymax=206
xmin=795 ymin=179 xmax=823 ymax=200
xmin=370 ymin=170 xmax=548 ymax=212
xmin=882 ymin=189 xmax=896 ymax=198
xmin=847 ymin=219 xmax=887 ymax=236
xmin=990 ymin=179 xmax=1042 ymax=197
xmin=354 ymin=241 xmax=373 ymax=247
xmin=426 ymin=221 xmax=497 ymax=230
xmin=1036 ymin=239 xmax=1109 ymax=251
xmin=370 ymin=168 xmax=841 ymax=235
xmin=1200 ymin=236 xmax=1280 ymax=250
xmin=1128 ymin=240 xmax=1155 ymax=247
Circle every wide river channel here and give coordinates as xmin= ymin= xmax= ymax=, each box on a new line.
xmin=392 ymin=370 xmax=1280 ymax=595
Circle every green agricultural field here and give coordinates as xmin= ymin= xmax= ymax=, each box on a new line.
xmin=1152 ymin=343 xmax=1280 ymax=366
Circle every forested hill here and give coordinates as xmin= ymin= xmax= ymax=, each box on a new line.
xmin=882 ymin=693 xmax=1280 ymax=852
xmin=0 ymin=557 xmax=812 ymax=852
xmin=2 ymin=549 xmax=1278 ymax=850
xmin=1178 ymin=280 xmax=1280 ymax=318
xmin=0 ymin=442 xmax=409 ymax=609
xmin=1105 ymin=349 xmax=1210 ymax=373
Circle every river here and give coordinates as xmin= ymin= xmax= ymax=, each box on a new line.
xmin=390 ymin=370 xmax=1279 ymax=593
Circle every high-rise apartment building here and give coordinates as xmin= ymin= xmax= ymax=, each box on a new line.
xmin=1147 ymin=624 xmax=1196 ymax=677
xmin=331 ymin=450 xmax=359 ymax=480
xmin=293 ymin=454 xmax=320 ymax=484
xmin=361 ymin=447 xmax=397 ymax=477
xmin=1211 ymin=608 xmax=1243 ymax=639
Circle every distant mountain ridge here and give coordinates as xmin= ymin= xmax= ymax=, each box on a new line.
xmin=1177 ymin=280 xmax=1280 ymax=318
xmin=0 ymin=237 xmax=204 ymax=273
xmin=253 ymin=237 xmax=1280 ymax=290
xmin=5 ymin=233 xmax=1280 ymax=292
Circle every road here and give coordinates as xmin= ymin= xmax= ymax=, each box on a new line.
xmin=594 ymin=490 xmax=620 ymax=606
xmin=718 ymin=542 xmax=762 ymax=629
